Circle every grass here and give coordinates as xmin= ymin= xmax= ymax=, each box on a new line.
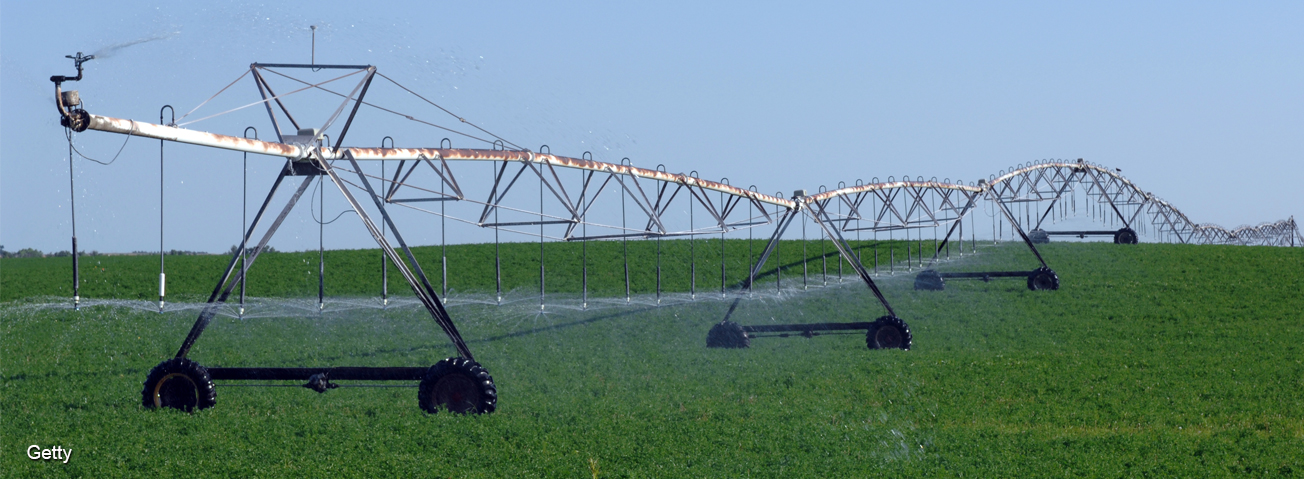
xmin=2 ymin=241 xmax=1302 ymax=476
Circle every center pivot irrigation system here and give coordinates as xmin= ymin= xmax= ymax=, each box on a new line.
xmin=50 ymin=54 xmax=1301 ymax=415
xmin=53 ymin=56 xmax=805 ymax=415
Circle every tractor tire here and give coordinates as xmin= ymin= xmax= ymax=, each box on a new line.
xmin=142 ymin=358 xmax=216 ymax=412
xmin=866 ymin=315 xmax=912 ymax=350
xmin=914 ymin=270 xmax=945 ymax=291
xmin=1114 ymin=227 xmax=1138 ymax=244
xmin=1027 ymin=267 xmax=1060 ymax=291
xmin=706 ymin=321 xmax=750 ymax=348
xmin=1029 ymin=229 xmax=1051 ymax=244
xmin=418 ymin=357 xmax=497 ymax=414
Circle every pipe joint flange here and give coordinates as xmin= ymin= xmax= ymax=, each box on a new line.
xmin=61 ymin=109 xmax=91 ymax=132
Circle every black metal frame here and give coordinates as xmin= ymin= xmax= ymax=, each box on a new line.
xmin=930 ymin=270 xmax=1038 ymax=281
xmin=715 ymin=195 xmax=904 ymax=341
xmin=742 ymin=322 xmax=878 ymax=338
xmin=1028 ymin=228 xmax=1139 ymax=245
xmin=1035 ymin=230 xmax=1120 ymax=238
xmin=913 ymin=186 xmax=1057 ymax=290
xmin=1019 ymin=165 xmax=1144 ymax=245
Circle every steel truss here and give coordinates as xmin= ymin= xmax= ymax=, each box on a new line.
xmin=715 ymin=179 xmax=994 ymax=348
xmin=62 ymin=62 xmax=806 ymax=413
xmin=359 ymin=148 xmax=792 ymax=240
xmin=982 ymin=159 xmax=1148 ymax=245
xmin=798 ymin=178 xmax=1056 ymax=294
xmin=747 ymin=179 xmax=998 ymax=304
xmin=984 ymin=159 xmax=1301 ymax=247
xmin=1146 ymin=197 xmax=1300 ymax=247
xmin=118 ymin=63 xmax=504 ymax=413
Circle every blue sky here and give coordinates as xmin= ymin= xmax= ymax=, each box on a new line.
xmin=3 ymin=1 xmax=1300 ymax=253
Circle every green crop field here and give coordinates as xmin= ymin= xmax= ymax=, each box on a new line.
xmin=2 ymin=241 xmax=1302 ymax=477
xmin=0 ymin=238 xmax=930 ymax=302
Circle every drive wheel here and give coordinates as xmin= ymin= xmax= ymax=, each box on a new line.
xmin=914 ymin=270 xmax=944 ymax=291
xmin=1114 ymin=227 xmax=1138 ymax=244
xmin=418 ymin=357 xmax=497 ymax=414
xmin=706 ymin=321 xmax=750 ymax=348
xmin=866 ymin=315 xmax=912 ymax=350
xmin=1028 ymin=229 xmax=1050 ymax=244
xmin=142 ymin=358 xmax=216 ymax=412
xmin=1027 ymin=267 xmax=1060 ymax=291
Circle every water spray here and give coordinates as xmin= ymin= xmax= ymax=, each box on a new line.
xmin=708 ymin=189 xmax=915 ymax=351
xmin=49 ymin=52 xmax=1300 ymax=417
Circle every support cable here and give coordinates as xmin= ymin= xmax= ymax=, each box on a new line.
xmin=171 ymin=70 xmax=252 ymax=125
xmin=175 ymin=69 xmax=362 ymax=128
xmin=376 ymin=72 xmax=524 ymax=151
xmin=259 ymin=68 xmax=500 ymax=147
xmin=65 ymin=122 xmax=133 ymax=165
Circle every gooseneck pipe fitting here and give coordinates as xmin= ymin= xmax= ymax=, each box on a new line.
xmin=51 ymin=52 xmax=95 ymax=131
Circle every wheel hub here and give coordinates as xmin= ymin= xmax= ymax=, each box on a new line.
xmin=875 ymin=327 xmax=903 ymax=349
xmin=154 ymin=373 xmax=198 ymax=410
xmin=432 ymin=374 xmax=480 ymax=413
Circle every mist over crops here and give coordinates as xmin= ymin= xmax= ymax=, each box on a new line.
xmin=4 ymin=241 xmax=1302 ymax=475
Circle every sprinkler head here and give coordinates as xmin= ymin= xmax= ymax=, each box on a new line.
xmin=67 ymin=52 xmax=95 ymax=68
xmin=50 ymin=52 xmax=95 ymax=84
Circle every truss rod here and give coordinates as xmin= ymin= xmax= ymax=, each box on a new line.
xmin=328 ymin=152 xmax=473 ymax=360
xmin=806 ymin=201 xmax=897 ymax=317
xmin=176 ymin=170 xmax=312 ymax=359
xmin=744 ymin=207 xmax=800 ymax=291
